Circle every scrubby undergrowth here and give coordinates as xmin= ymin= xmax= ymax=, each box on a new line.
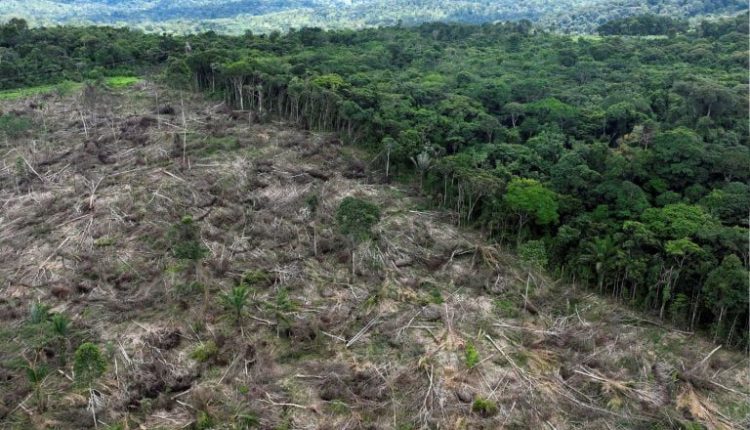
xmin=0 ymin=82 xmax=747 ymax=429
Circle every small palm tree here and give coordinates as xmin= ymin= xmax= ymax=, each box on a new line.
xmin=25 ymin=363 xmax=49 ymax=412
xmin=50 ymin=313 xmax=70 ymax=337
xmin=578 ymin=236 xmax=616 ymax=294
xmin=29 ymin=302 xmax=50 ymax=324
xmin=219 ymin=285 xmax=250 ymax=326
xmin=50 ymin=313 xmax=71 ymax=362
xmin=411 ymin=150 xmax=432 ymax=190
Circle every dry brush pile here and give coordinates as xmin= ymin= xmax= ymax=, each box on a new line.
xmin=0 ymin=82 xmax=748 ymax=429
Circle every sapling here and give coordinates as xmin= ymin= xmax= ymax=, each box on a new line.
xmin=50 ymin=313 xmax=71 ymax=362
xmin=73 ymin=342 xmax=107 ymax=428
xmin=219 ymin=285 xmax=250 ymax=326
xmin=25 ymin=362 xmax=49 ymax=412
xmin=168 ymin=215 xmax=209 ymax=313
xmin=335 ymin=197 xmax=381 ymax=277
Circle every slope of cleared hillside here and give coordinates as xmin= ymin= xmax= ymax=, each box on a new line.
xmin=0 ymin=82 xmax=748 ymax=429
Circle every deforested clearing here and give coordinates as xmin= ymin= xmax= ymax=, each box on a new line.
xmin=0 ymin=82 xmax=747 ymax=429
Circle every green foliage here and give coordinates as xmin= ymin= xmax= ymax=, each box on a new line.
xmin=25 ymin=363 xmax=48 ymax=386
xmin=236 ymin=412 xmax=261 ymax=429
xmin=219 ymin=285 xmax=250 ymax=325
xmin=335 ymin=197 xmax=381 ymax=243
xmin=664 ymin=238 xmax=702 ymax=258
xmin=504 ymin=178 xmax=559 ymax=226
xmin=464 ymin=342 xmax=480 ymax=368
xmin=169 ymin=215 xmax=208 ymax=261
xmin=190 ymin=341 xmax=219 ymax=363
xmin=305 ymin=193 xmax=320 ymax=214
xmin=29 ymin=302 xmax=50 ymax=324
xmin=25 ymin=363 xmax=49 ymax=412
xmin=202 ymin=136 xmax=241 ymax=155
xmin=275 ymin=288 xmax=296 ymax=312
xmin=0 ymin=114 xmax=33 ymax=138
xmin=471 ymin=397 xmax=498 ymax=417
xmin=0 ymin=9 xmax=746 ymax=348
xmin=597 ymin=14 xmax=688 ymax=35
xmin=195 ymin=410 xmax=214 ymax=430
xmin=494 ymin=298 xmax=520 ymax=317
xmin=241 ymin=269 xmax=272 ymax=287
xmin=640 ymin=204 xmax=715 ymax=239
xmin=73 ymin=342 xmax=106 ymax=387
xmin=518 ymin=240 xmax=548 ymax=269
xmin=105 ymin=76 xmax=141 ymax=88
xmin=175 ymin=281 xmax=205 ymax=296
xmin=50 ymin=313 xmax=70 ymax=337
xmin=1 ymin=1 xmax=745 ymax=35
xmin=0 ymin=81 xmax=81 ymax=101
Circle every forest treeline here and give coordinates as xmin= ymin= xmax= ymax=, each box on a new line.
xmin=1 ymin=14 xmax=748 ymax=347
xmin=2 ymin=0 xmax=747 ymax=34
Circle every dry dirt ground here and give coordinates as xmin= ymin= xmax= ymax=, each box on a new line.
xmin=0 ymin=82 xmax=748 ymax=430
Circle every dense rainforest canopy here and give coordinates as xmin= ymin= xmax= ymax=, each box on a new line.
xmin=1 ymin=0 xmax=747 ymax=34
xmin=1 ymin=13 xmax=748 ymax=348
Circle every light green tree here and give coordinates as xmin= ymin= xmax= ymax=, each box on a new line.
xmin=504 ymin=178 xmax=558 ymax=244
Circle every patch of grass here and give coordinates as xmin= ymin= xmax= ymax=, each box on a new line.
xmin=195 ymin=410 xmax=214 ymax=430
xmin=326 ymin=399 xmax=350 ymax=415
xmin=236 ymin=412 xmax=260 ymax=428
xmin=364 ymin=293 xmax=380 ymax=309
xmin=275 ymin=288 xmax=297 ymax=312
xmin=418 ymin=281 xmax=444 ymax=305
xmin=190 ymin=341 xmax=218 ymax=363
xmin=0 ymin=115 xmax=33 ymax=138
xmin=241 ymin=269 xmax=272 ymax=287
xmin=511 ymin=351 xmax=529 ymax=368
xmin=201 ymin=136 xmax=241 ymax=156
xmin=0 ymin=81 xmax=81 ymax=100
xmin=104 ymin=76 xmax=142 ymax=89
xmin=471 ymin=397 xmax=498 ymax=417
xmin=94 ymin=237 xmax=116 ymax=247
xmin=721 ymin=397 xmax=750 ymax=422
xmin=175 ymin=281 xmax=205 ymax=297
xmin=493 ymin=298 xmax=520 ymax=318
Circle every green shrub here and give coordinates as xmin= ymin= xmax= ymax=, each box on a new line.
xmin=73 ymin=342 xmax=106 ymax=387
xmin=25 ymin=363 xmax=49 ymax=412
xmin=219 ymin=285 xmax=250 ymax=325
xmin=471 ymin=397 xmax=498 ymax=417
xmin=0 ymin=114 xmax=33 ymax=138
xmin=241 ymin=269 xmax=271 ymax=287
xmin=237 ymin=412 xmax=260 ymax=429
xmin=169 ymin=215 xmax=208 ymax=261
xmin=203 ymin=136 xmax=240 ymax=155
xmin=50 ymin=313 xmax=70 ymax=337
xmin=29 ymin=303 xmax=50 ymax=324
xmin=191 ymin=341 xmax=218 ymax=363
xmin=275 ymin=288 xmax=296 ymax=312
xmin=493 ymin=298 xmax=520 ymax=317
xmin=465 ymin=342 xmax=480 ymax=368
xmin=518 ymin=239 xmax=548 ymax=269
xmin=336 ymin=197 xmax=381 ymax=242
xmin=195 ymin=410 xmax=214 ymax=430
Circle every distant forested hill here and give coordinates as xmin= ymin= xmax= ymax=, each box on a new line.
xmin=1 ymin=0 xmax=747 ymax=34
